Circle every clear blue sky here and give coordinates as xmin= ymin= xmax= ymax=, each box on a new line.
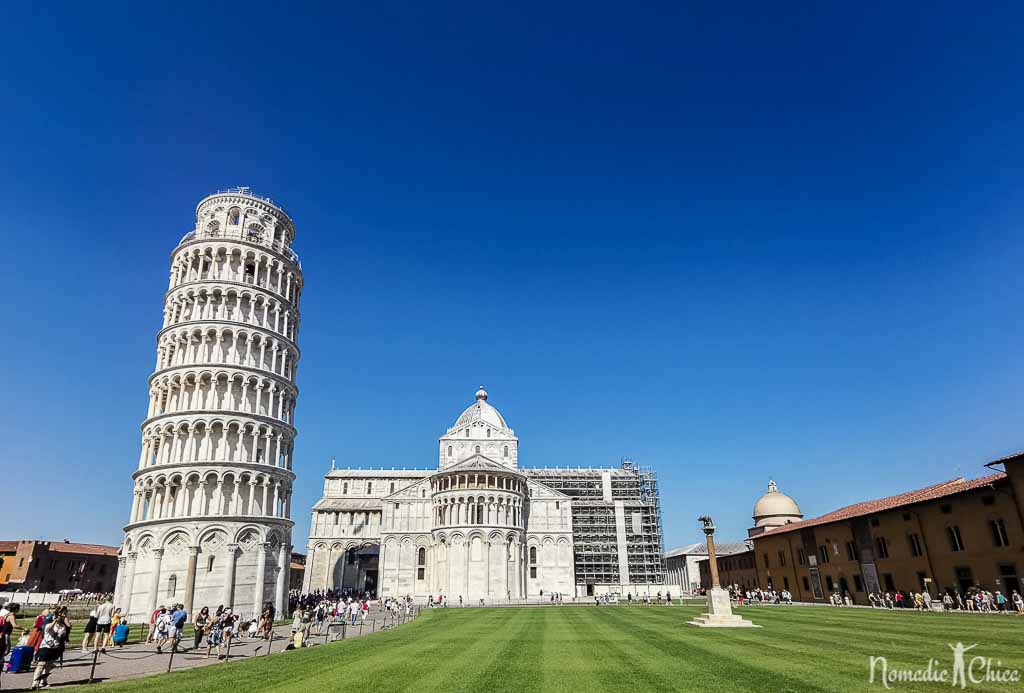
xmin=3 ymin=2 xmax=1023 ymax=551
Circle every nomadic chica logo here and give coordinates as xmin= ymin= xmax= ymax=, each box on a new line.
xmin=869 ymin=643 xmax=1021 ymax=688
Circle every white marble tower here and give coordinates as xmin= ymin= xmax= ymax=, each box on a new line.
xmin=115 ymin=188 xmax=302 ymax=621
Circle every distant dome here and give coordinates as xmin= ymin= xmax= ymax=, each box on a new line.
xmin=454 ymin=386 xmax=510 ymax=431
xmin=752 ymin=479 xmax=803 ymax=528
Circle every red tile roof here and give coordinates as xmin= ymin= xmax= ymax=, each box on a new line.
xmin=0 ymin=541 xmax=119 ymax=557
xmin=47 ymin=542 xmax=119 ymax=557
xmin=760 ymin=472 xmax=1007 ymax=537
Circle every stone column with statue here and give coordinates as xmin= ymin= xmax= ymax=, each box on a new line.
xmin=688 ymin=515 xmax=760 ymax=628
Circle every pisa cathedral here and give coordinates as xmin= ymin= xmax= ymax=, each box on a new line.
xmin=115 ymin=189 xmax=301 ymax=622
xmin=304 ymin=387 xmax=671 ymax=600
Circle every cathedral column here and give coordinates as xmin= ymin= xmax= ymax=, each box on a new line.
xmin=184 ymin=546 xmax=199 ymax=615
xmin=122 ymin=552 xmax=137 ymax=617
xmin=222 ymin=544 xmax=238 ymax=609
xmin=147 ymin=548 xmax=164 ymax=614
xmin=323 ymin=546 xmax=334 ymax=592
xmin=253 ymin=543 xmax=268 ymax=618
xmin=275 ymin=544 xmax=290 ymax=615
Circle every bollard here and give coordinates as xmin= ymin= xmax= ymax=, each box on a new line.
xmin=341 ymin=621 xmax=346 ymax=640
xmin=87 ymin=649 xmax=99 ymax=684
xmin=359 ymin=622 xmax=363 ymax=636
xmin=166 ymin=636 xmax=180 ymax=673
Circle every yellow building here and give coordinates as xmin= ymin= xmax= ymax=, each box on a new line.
xmin=749 ymin=453 xmax=1024 ymax=604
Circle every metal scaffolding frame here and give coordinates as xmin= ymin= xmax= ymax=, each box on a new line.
xmin=525 ymin=459 xmax=666 ymax=586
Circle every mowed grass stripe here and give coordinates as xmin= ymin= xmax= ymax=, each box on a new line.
xmin=93 ymin=605 xmax=1024 ymax=693
xmin=600 ymin=607 xmax=838 ymax=693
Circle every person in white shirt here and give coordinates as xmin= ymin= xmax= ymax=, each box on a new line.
xmin=94 ymin=598 xmax=115 ymax=652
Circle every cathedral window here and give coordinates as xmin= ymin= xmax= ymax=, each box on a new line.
xmin=503 ymin=446 xmax=508 ymax=458
xmin=465 ymin=429 xmax=469 ymax=437
xmin=367 ymin=482 xmax=373 ymax=495
xmin=529 ymin=547 xmax=537 ymax=579
xmin=342 ymin=482 xmax=348 ymax=495
xmin=486 ymin=429 xmax=490 ymax=437
xmin=166 ymin=574 xmax=177 ymax=597
xmin=207 ymin=556 xmax=215 ymax=572
xmin=447 ymin=446 xmax=452 ymax=457
xmin=390 ymin=482 xmax=395 ymax=493
xmin=477 ymin=505 xmax=484 ymax=523
xmin=417 ymin=547 xmax=426 ymax=580
xmin=475 ymin=446 xmax=480 ymax=454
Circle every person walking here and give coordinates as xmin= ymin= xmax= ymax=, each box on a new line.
xmin=31 ymin=607 xmax=69 ymax=691
xmin=154 ymin=607 xmax=172 ymax=654
xmin=94 ymin=595 xmax=114 ymax=652
xmin=0 ymin=602 xmax=19 ymax=669
xmin=193 ymin=607 xmax=210 ymax=650
xmin=80 ymin=609 xmax=98 ymax=652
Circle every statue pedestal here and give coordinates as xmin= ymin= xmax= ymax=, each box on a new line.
xmin=688 ymin=587 xmax=760 ymax=628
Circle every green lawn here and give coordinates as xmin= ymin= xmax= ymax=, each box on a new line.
xmin=94 ymin=605 xmax=1024 ymax=692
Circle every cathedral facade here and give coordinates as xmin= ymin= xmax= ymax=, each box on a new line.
xmin=303 ymin=387 xmax=669 ymax=600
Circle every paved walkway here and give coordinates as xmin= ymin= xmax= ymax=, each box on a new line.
xmin=0 ymin=612 xmax=417 ymax=691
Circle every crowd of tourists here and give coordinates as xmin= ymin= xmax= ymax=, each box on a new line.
xmin=727 ymin=587 xmax=793 ymax=605
xmin=0 ymin=597 xmax=126 ymax=690
xmin=863 ymin=588 xmax=1024 ymax=613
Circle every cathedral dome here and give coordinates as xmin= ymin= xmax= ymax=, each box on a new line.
xmin=453 ymin=385 xmax=509 ymax=431
xmin=752 ymin=479 xmax=803 ymax=528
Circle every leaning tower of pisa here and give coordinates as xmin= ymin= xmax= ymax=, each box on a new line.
xmin=115 ymin=188 xmax=302 ymax=622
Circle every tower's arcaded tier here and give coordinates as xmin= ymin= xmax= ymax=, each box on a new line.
xmin=115 ymin=189 xmax=303 ymax=622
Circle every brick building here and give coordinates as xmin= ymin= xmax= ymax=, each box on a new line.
xmin=0 ymin=540 xmax=119 ymax=593
xmin=749 ymin=452 xmax=1024 ymax=604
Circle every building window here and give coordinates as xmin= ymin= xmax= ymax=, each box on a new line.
xmin=947 ymin=526 xmax=965 ymax=552
xmin=907 ymin=533 xmax=923 ymax=557
xmin=802 ymin=576 xmax=810 ymax=591
xmin=870 ymin=517 xmax=880 ymax=527
xmin=846 ymin=541 xmax=858 ymax=561
xmin=529 ymin=546 xmax=537 ymax=579
xmin=982 ymin=495 xmax=996 ymax=507
xmin=940 ymin=504 xmax=952 ymax=514
xmin=902 ymin=512 xmax=912 ymax=521
xmin=342 ymin=482 xmax=348 ymax=495
xmin=797 ymin=548 xmax=805 ymax=566
xmin=207 ymin=556 xmax=215 ymax=572
xmin=394 ymin=503 xmax=400 ymax=510
xmin=782 ymin=576 xmax=790 ymax=590
xmin=448 ymin=446 xmax=453 ymax=457
xmin=825 ymin=575 xmax=834 ymax=591
xmin=763 ymin=553 xmax=770 ymax=569
xmin=367 ymin=482 xmax=373 ymax=495
xmin=390 ymin=482 xmax=395 ymax=493
xmin=486 ymin=429 xmax=490 ymax=437
xmin=417 ymin=547 xmax=426 ymax=580
xmin=465 ymin=429 xmax=469 ymax=437
xmin=875 ymin=536 xmax=890 ymax=559
xmin=990 ymin=519 xmax=1010 ymax=547
xmin=475 ymin=446 xmax=480 ymax=454
xmin=166 ymin=574 xmax=177 ymax=597
xmin=883 ymin=573 xmax=895 ymax=591
xmin=778 ymin=550 xmax=786 ymax=567
xmin=818 ymin=545 xmax=830 ymax=564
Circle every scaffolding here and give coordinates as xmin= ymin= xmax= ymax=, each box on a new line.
xmin=525 ymin=459 xmax=666 ymax=586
